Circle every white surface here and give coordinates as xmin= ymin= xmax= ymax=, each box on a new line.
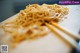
xmin=59 ymin=5 xmax=80 ymax=35
xmin=10 ymin=33 xmax=71 ymax=53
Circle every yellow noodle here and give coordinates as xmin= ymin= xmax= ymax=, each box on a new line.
xmin=1 ymin=4 xmax=68 ymax=44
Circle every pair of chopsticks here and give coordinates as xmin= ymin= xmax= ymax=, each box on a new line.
xmin=50 ymin=21 xmax=80 ymax=39
xmin=45 ymin=21 xmax=80 ymax=49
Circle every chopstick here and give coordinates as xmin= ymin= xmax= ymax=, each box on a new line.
xmin=50 ymin=21 xmax=80 ymax=40
xmin=45 ymin=22 xmax=79 ymax=49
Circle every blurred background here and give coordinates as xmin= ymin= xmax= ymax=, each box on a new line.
xmin=0 ymin=0 xmax=80 ymax=22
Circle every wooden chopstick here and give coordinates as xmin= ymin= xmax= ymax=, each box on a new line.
xmin=50 ymin=21 xmax=80 ymax=40
xmin=45 ymin=22 xmax=78 ymax=48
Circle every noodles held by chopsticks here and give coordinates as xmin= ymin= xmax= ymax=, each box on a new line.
xmin=0 ymin=4 xmax=69 ymax=45
xmin=14 ymin=4 xmax=68 ymax=27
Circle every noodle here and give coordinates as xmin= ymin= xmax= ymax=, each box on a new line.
xmin=13 ymin=4 xmax=68 ymax=27
xmin=0 ymin=4 xmax=69 ymax=45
